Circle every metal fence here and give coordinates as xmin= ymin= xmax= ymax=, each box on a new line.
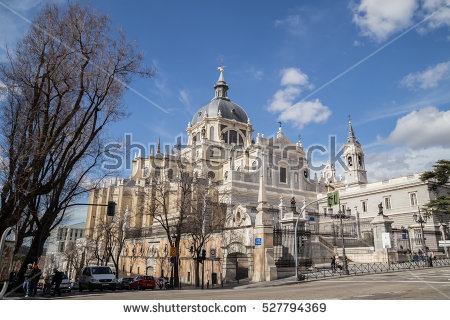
xmin=273 ymin=226 xmax=312 ymax=268
xmin=303 ymin=259 xmax=450 ymax=280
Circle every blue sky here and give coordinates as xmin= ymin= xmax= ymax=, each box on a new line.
xmin=1 ymin=0 xmax=450 ymax=222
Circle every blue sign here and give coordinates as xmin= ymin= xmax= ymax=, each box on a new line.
xmin=255 ymin=238 xmax=262 ymax=245
xmin=402 ymin=234 xmax=407 ymax=239
xmin=309 ymin=217 xmax=315 ymax=221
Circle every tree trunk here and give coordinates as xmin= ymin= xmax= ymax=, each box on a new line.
xmin=195 ymin=259 xmax=200 ymax=287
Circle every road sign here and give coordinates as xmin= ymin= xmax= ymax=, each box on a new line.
xmin=170 ymin=246 xmax=177 ymax=257
xmin=382 ymin=232 xmax=391 ymax=249
xmin=327 ymin=191 xmax=339 ymax=207
xmin=255 ymin=238 xmax=262 ymax=246
xmin=439 ymin=240 xmax=450 ymax=247
xmin=309 ymin=217 xmax=315 ymax=221
xmin=210 ymin=248 xmax=216 ymax=259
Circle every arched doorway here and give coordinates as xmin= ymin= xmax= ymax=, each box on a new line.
xmin=225 ymin=252 xmax=249 ymax=282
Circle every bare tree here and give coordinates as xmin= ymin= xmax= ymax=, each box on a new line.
xmin=62 ymin=238 xmax=95 ymax=280
xmin=0 ymin=2 xmax=152 ymax=278
xmin=185 ymin=186 xmax=226 ymax=287
xmin=87 ymin=208 xmax=130 ymax=278
xmin=148 ymin=164 xmax=225 ymax=287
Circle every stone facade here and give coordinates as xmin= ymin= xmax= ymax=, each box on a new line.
xmin=83 ymin=70 xmax=450 ymax=283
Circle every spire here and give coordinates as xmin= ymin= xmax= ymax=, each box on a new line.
xmin=346 ymin=116 xmax=358 ymax=144
xmin=258 ymin=173 xmax=267 ymax=205
xmin=157 ymin=137 xmax=161 ymax=154
xmin=214 ymin=63 xmax=229 ymax=100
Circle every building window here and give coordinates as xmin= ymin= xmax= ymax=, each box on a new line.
xmin=384 ymin=197 xmax=391 ymax=210
xmin=208 ymin=171 xmax=215 ymax=180
xmin=59 ymin=242 xmax=65 ymax=252
xmin=224 ymin=171 xmax=228 ymax=180
xmin=229 ymin=130 xmax=237 ymax=144
xmin=210 ymin=149 xmax=214 ymax=158
xmin=358 ymin=155 xmax=362 ymax=167
xmin=251 ymin=161 xmax=257 ymax=171
xmin=129 ymin=265 xmax=132 ymax=274
xmin=187 ymin=271 xmax=191 ymax=282
xmin=155 ymin=167 xmax=160 ymax=177
xmin=410 ymin=193 xmax=417 ymax=206
xmin=168 ymin=169 xmax=173 ymax=180
xmin=361 ymin=201 xmax=367 ymax=213
xmin=196 ymin=132 xmax=200 ymax=142
xmin=137 ymin=266 xmax=140 ymax=275
xmin=347 ymin=156 xmax=353 ymax=167
xmin=323 ymin=207 xmax=327 ymax=215
xmin=280 ymin=167 xmax=287 ymax=183
xmin=209 ymin=126 xmax=214 ymax=140
xmin=341 ymin=204 xmax=346 ymax=213
xmin=122 ymin=265 xmax=125 ymax=272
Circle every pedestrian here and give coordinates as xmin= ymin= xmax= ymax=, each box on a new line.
xmin=413 ymin=252 xmax=419 ymax=263
xmin=406 ymin=250 xmax=412 ymax=263
xmin=335 ymin=253 xmax=341 ymax=270
xmin=427 ymin=252 xmax=433 ymax=267
xmin=23 ymin=264 xmax=34 ymax=298
xmin=31 ymin=263 xmax=41 ymax=297
xmin=330 ymin=256 xmax=336 ymax=272
xmin=51 ymin=268 xmax=63 ymax=297
xmin=42 ymin=274 xmax=51 ymax=296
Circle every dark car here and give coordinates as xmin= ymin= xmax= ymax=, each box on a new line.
xmin=130 ymin=275 xmax=156 ymax=290
xmin=116 ymin=277 xmax=134 ymax=290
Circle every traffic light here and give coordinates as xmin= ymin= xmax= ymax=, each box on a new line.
xmin=201 ymin=249 xmax=206 ymax=261
xmin=107 ymin=201 xmax=116 ymax=216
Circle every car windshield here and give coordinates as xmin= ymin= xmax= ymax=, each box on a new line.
xmin=91 ymin=267 xmax=112 ymax=275
xmin=143 ymin=276 xmax=154 ymax=280
xmin=49 ymin=274 xmax=68 ymax=281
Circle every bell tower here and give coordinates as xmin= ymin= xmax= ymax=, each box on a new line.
xmin=343 ymin=119 xmax=367 ymax=185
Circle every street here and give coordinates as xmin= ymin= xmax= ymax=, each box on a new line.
xmin=8 ymin=266 xmax=450 ymax=300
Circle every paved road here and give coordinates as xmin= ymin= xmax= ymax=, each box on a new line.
xmin=9 ymin=266 xmax=450 ymax=300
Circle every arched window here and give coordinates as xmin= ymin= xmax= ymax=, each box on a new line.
xmin=229 ymin=130 xmax=237 ymax=144
xmin=143 ymin=167 xmax=149 ymax=177
xmin=208 ymin=171 xmax=215 ymax=180
xmin=168 ymin=169 xmax=173 ymax=179
xmin=224 ymin=171 xmax=228 ymax=180
xmin=210 ymin=126 xmax=214 ymax=140
xmin=155 ymin=167 xmax=160 ymax=177
xmin=251 ymin=161 xmax=257 ymax=171
xmin=196 ymin=132 xmax=201 ymax=142
xmin=294 ymin=172 xmax=299 ymax=183
xmin=358 ymin=155 xmax=362 ymax=167
xmin=348 ymin=156 xmax=353 ymax=167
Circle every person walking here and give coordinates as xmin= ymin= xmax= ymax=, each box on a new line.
xmin=31 ymin=264 xmax=41 ymax=297
xmin=330 ymin=256 xmax=336 ymax=272
xmin=23 ymin=264 xmax=34 ymax=297
xmin=413 ymin=252 xmax=419 ymax=263
xmin=406 ymin=250 xmax=412 ymax=263
xmin=51 ymin=268 xmax=63 ymax=297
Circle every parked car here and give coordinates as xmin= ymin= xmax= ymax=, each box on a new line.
xmin=116 ymin=277 xmax=134 ymax=290
xmin=156 ymin=277 xmax=172 ymax=289
xmin=78 ymin=266 xmax=116 ymax=292
xmin=70 ymin=282 xmax=79 ymax=290
xmin=130 ymin=275 xmax=156 ymax=290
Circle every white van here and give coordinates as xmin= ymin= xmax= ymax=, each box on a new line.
xmin=78 ymin=266 xmax=116 ymax=292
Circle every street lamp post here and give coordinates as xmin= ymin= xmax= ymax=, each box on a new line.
xmin=412 ymin=207 xmax=428 ymax=254
xmin=328 ymin=207 xmax=351 ymax=275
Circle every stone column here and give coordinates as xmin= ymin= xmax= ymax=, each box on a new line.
xmin=252 ymin=173 xmax=277 ymax=282
xmin=371 ymin=212 xmax=394 ymax=263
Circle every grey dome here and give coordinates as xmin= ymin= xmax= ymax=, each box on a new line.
xmin=191 ymin=98 xmax=248 ymax=126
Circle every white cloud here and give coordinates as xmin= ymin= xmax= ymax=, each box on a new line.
xmin=352 ymin=0 xmax=450 ymax=42
xmin=387 ymin=106 xmax=450 ymax=148
xmin=421 ymin=0 xmax=450 ymax=30
xmin=278 ymin=99 xmax=331 ymax=128
xmin=365 ymin=145 xmax=450 ymax=181
xmin=267 ymin=68 xmax=331 ymax=129
xmin=280 ymin=68 xmax=311 ymax=86
xmin=274 ymin=15 xmax=306 ymax=36
xmin=352 ymin=0 xmax=418 ymax=42
xmin=401 ymin=60 xmax=450 ymax=89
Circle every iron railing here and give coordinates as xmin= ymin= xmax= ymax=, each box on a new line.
xmin=303 ymin=258 xmax=450 ymax=280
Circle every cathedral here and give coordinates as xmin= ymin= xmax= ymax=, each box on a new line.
xmin=84 ymin=69 xmax=449 ymax=285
